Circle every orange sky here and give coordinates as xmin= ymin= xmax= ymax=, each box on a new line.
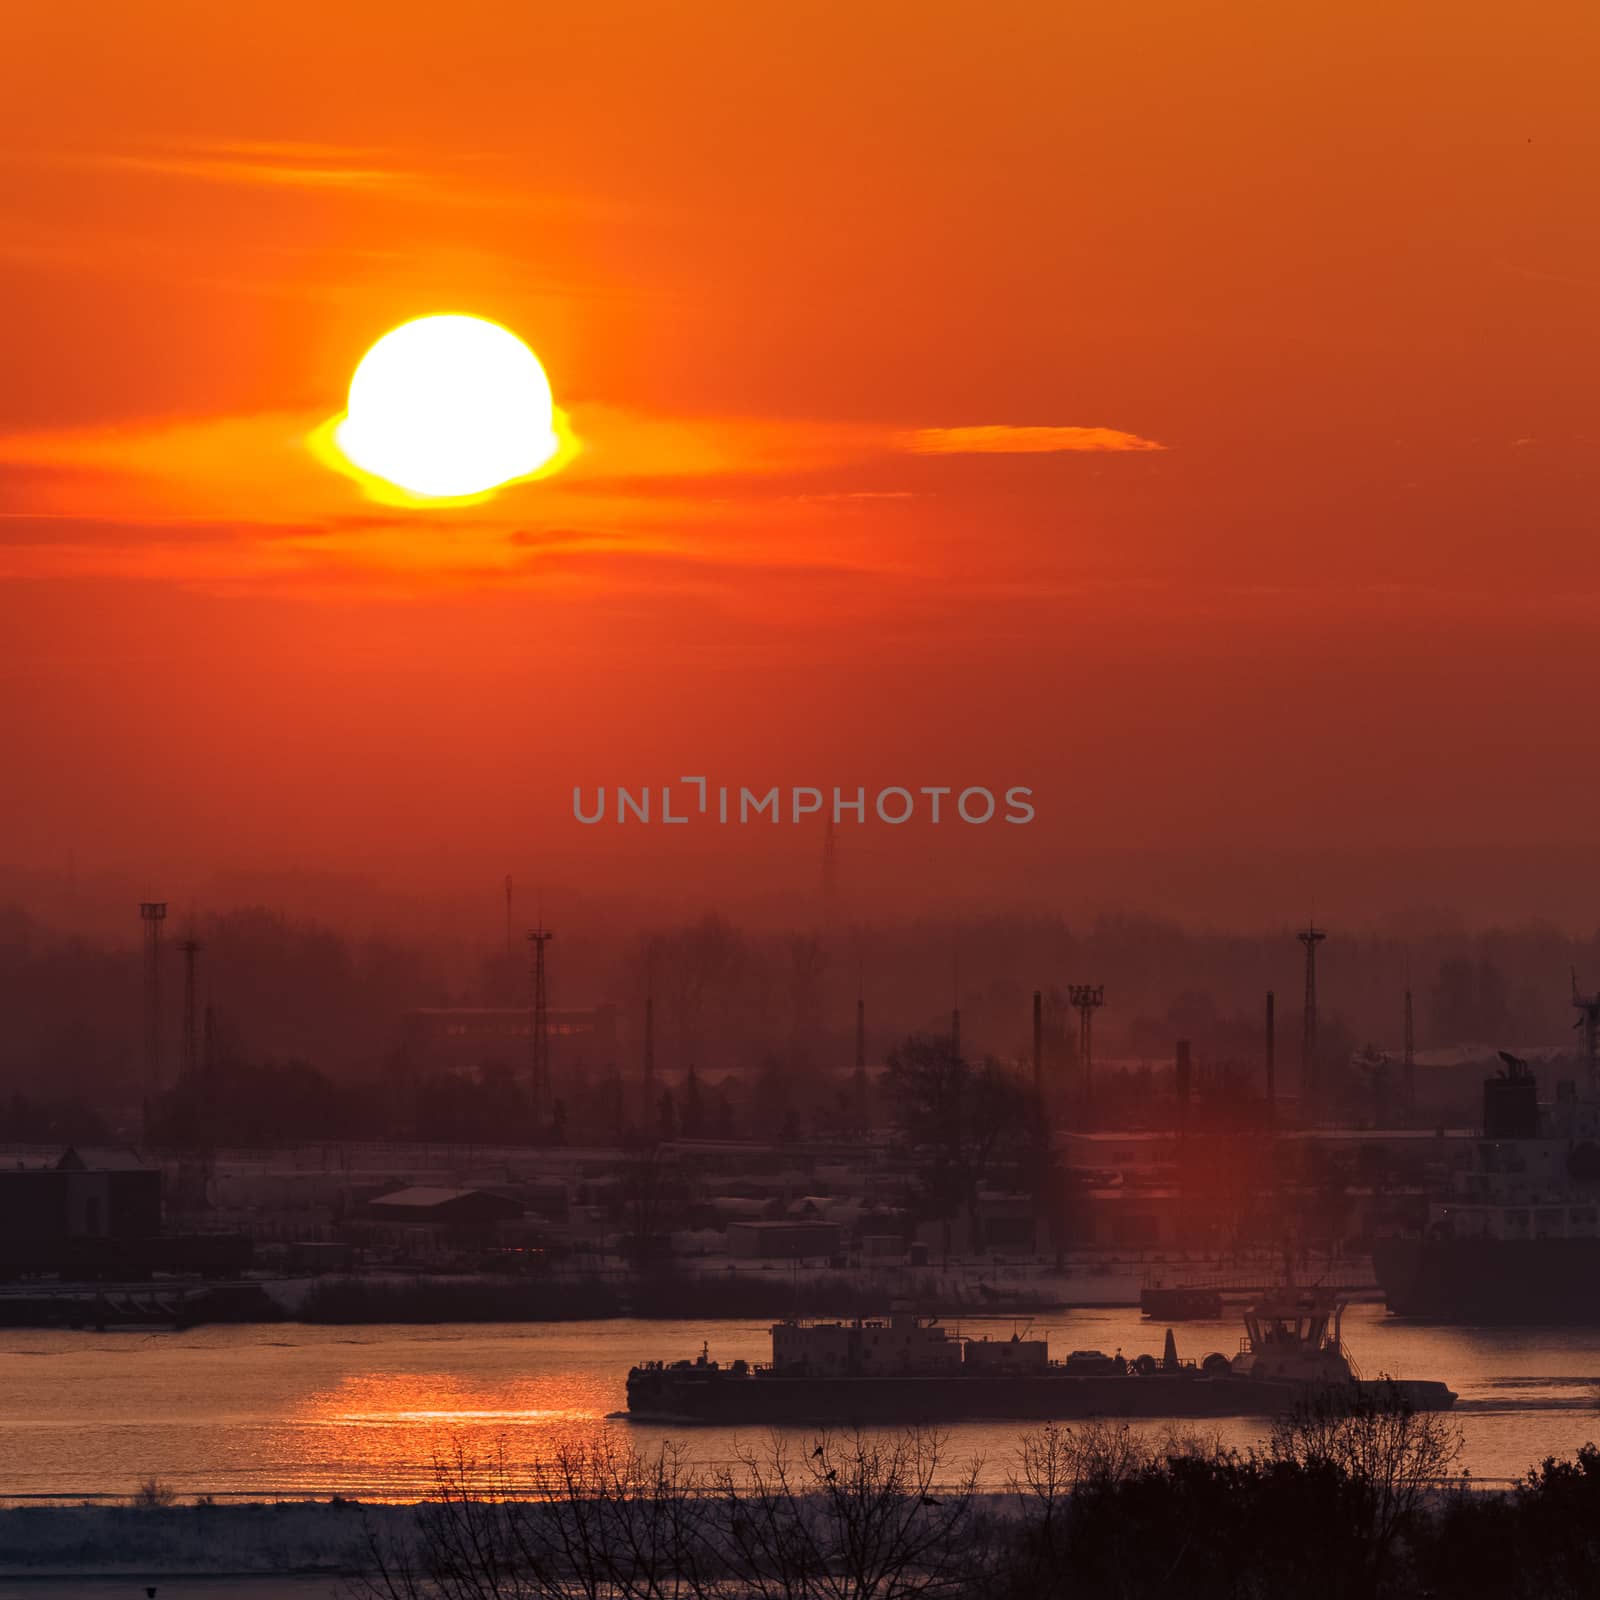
xmin=1 ymin=2 xmax=1598 ymax=924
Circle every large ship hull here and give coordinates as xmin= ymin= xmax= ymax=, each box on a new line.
xmin=626 ymin=1369 xmax=1454 ymax=1424
xmin=1375 ymin=1235 xmax=1600 ymax=1321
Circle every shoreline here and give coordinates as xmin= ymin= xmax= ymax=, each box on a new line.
xmin=0 ymin=1257 xmax=1382 ymax=1329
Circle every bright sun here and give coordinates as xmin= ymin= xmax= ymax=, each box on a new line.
xmin=333 ymin=314 xmax=559 ymax=499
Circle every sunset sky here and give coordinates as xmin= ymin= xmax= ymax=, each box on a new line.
xmin=2 ymin=2 xmax=1597 ymax=926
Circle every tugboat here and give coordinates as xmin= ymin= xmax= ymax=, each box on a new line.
xmin=626 ymin=1289 xmax=1455 ymax=1423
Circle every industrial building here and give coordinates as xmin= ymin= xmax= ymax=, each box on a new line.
xmin=0 ymin=1147 xmax=161 ymax=1274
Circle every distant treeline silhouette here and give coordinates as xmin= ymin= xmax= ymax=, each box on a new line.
xmin=4 ymin=900 xmax=1599 ymax=1144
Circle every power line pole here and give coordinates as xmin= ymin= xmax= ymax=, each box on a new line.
xmin=179 ymin=938 xmax=202 ymax=1080
xmin=1032 ymin=988 xmax=1045 ymax=1106
xmin=1265 ymin=989 xmax=1276 ymax=1126
xmin=950 ymin=944 xmax=961 ymax=1061
xmin=527 ymin=925 xmax=554 ymax=1127
xmin=139 ymin=902 xmax=167 ymax=1130
xmin=1403 ymin=981 xmax=1416 ymax=1121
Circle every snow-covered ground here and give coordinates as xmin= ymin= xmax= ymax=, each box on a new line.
xmin=0 ymin=1501 xmax=390 ymax=1579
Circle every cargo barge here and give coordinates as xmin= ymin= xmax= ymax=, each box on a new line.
xmin=627 ymin=1287 xmax=1455 ymax=1423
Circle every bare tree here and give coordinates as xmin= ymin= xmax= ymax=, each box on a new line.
xmin=712 ymin=1428 xmax=984 ymax=1600
xmin=1267 ymin=1382 xmax=1463 ymax=1592
xmin=356 ymin=1427 xmax=994 ymax=1600
xmin=351 ymin=1436 xmax=722 ymax=1600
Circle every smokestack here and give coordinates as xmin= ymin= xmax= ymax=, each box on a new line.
xmin=1032 ymin=989 xmax=1044 ymax=1104
xmin=179 ymin=938 xmax=202 ymax=1081
xmin=643 ymin=991 xmax=655 ymax=1105
xmin=950 ymin=942 xmax=961 ymax=1060
xmin=1265 ymin=990 xmax=1276 ymax=1124
xmin=1175 ymin=1038 xmax=1192 ymax=1130
xmin=851 ymin=989 xmax=869 ymax=1125
xmin=1298 ymin=922 xmax=1326 ymax=1107
xmin=821 ymin=816 xmax=838 ymax=931
xmin=1403 ymin=983 xmax=1416 ymax=1121
xmin=138 ymin=902 xmax=167 ymax=1127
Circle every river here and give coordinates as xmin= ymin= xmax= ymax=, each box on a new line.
xmin=2 ymin=1306 xmax=1598 ymax=1503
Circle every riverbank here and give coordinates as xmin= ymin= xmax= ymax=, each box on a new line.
xmin=0 ymin=1249 xmax=1380 ymax=1328
xmin=0 ymin=1264 xmax=1148 ymax=1329
xmin=291 ymin=1266 xmax=1077 ymax=1323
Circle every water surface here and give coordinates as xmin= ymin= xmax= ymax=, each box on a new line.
xmin=2 ymin=1307 xmax=1597 ymax=1501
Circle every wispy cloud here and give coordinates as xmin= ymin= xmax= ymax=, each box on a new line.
xmin=905 ymin=424 xmax=1165 ymax=455
xmin=19 ymin=138 xmax=414 ymax=192
xmin=4 ymin=139 xmax=612 ymax=219
xmin=0 ymin=400 xmax=1163 ymax=596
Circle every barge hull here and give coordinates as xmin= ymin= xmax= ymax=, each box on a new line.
xmin=626 ymin=1372 xmax=1454 ymax=1423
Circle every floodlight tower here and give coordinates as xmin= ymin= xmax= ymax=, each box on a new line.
xmin=1067 ymin=984 xmax=1106 ymax=1112
xmin=1298 ymin=922 xmax=1326 ymax=1106
xmin=139 ymin=902 xmax=167 ymax=1102
xmin=527 ymin=925 xmax=554 ymax=1122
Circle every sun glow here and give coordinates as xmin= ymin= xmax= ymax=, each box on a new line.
xmin=329 ymin=314 xmax=561 ymax=501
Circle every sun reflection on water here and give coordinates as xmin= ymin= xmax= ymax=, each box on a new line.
xmin=291 ymin=1371 xmax=608 ymax=1496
